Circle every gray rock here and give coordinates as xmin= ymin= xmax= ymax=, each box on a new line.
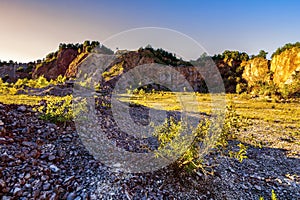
xmin=43 ymin=183 xmax=51 ymax=190
xmin=49 ymin=164 xmax=60 ymax=173
xmin=17 ymin=105 xmax=26 ymax=112
xmin=41 ymin=175 xmax=49 ymax=181
xmin=254 ymin=185 xmax=262 ymax=191
xmin=13 ymin=187 xmax=22 ymax=195
xmin=50 ymin=193 xmax=58 ymax=200
xmin=22 ymin=141 xmax=36 ymax=147
xmin=66 ymin=192 xmax=77 ymax=200
xmin=48 ymin=155 xmax=56 ymax=161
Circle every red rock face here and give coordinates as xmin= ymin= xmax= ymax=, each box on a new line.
xmin=118 ymin=50 xmax=156 ymax=72
xmin=103 ymin=50 xmax=210 ymax=92
xmin=65 ymin=53 xmax=89 ymax=78
xmin=32 ymin=49 xmax=79 ymax=80
xmin=31 ymin=48 xmax=238 ymax=93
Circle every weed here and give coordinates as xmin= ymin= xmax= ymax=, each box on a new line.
xmin=153 ymin=104 xmax=248 ymax=173
xmin=229 ymin=143 xmax=248 ymax=162
xmin=36 ymin=95 xmax=73 ymax=123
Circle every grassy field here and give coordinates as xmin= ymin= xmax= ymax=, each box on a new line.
xmin=118 ymin=92 xmax=300 ymax=127
xmin=0 ymin=94 xmax=66 ymax=106
xmin=1 ymin=92 xmax=299 ymax=128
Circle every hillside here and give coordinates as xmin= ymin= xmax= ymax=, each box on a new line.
xmin=0 ymin=41 xmax=299 ymax=97
xmin=0 ymin=42 xmax=299 ymax=199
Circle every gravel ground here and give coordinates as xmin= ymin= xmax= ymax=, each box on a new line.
xmin=0 ymin=103 xmax=299 ymax=199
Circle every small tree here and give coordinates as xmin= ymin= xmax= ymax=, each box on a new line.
xmin=83 ymin=40 xmax=90 ymax=47
xmin=257 ymin=50 xmax=268 ymax=59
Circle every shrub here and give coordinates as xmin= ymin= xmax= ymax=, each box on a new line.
xmin=14 ymin=78 xmax=28 ymax=89
xmin=37 ymin=95 xmax=73 ymax=123
xmin=229 ymin=143 xmax=248 ymax=162
xmin=236 ymin=83 xmax=247 ymax=94
xmin=279 ymin=71 xmax=300 ymax=98
xmin=153 ymin=104 xmax=249 ymax=173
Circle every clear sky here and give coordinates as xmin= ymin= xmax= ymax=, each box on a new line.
xmin=1 ymin=0 xmax=300 ymax=62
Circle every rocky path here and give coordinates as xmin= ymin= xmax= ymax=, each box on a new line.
xmin=0 ymin=103 xmax=299 ymax=199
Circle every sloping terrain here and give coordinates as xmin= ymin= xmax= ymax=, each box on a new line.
xmin=0 ymin=97 xmax=299 ymax=199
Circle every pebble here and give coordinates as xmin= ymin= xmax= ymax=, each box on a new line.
xmin=0 ymin=126 xmax=6 ymax=134
xmin=43 ymin=183 xmax=51 ymax=190
xmin=63 ymin=137 xmax=72 ymax=142
xmin=49 ymin=164 xmax=60 ymax=173
xmin=0 ymin=179 xmax=6 ymax=187
xmin=17 ymin=105 xmax=26 ymax=112
xmin=41 ymin=175 xmax=49 ymax=181
xmin=22 ymin=141 xmax=36 ymax=147
xmin=13 ymin=187 xmax=22 ymax=195
xmin=66 ymin=192 xmax=77 ymax=200
xmin=254 ymin=185 xmax=262 ymax=191
xmin=48 ymin=155 xmax=56 ymax=161
xmin=241 ymin=184 xmax=248 ymax=189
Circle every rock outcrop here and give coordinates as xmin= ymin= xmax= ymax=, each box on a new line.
xmin=241 ymin=47 xmax=300 ymax=92
xmin=242 ymin=57 xmax=270 ymax=87
xmin=0 ymin=64 xmax=32 ymax=82
xmin=1 ymin=41 xmax=300 ymax=94
xmin=100 ymin=49 xmax=212 ymax=92
xmin=32 ymin=48 xmax=80 ymax=80
xmin=64 ymin=52 xmax=89 ymax=78
xmin=271 ymin=47 xmax=300 ymax=85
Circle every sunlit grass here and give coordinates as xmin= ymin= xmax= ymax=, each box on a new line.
xmin=226 ymin=94 xmax=300 ymax=126
xmin=0 ymin=94 xmax=66 ymax=106
xmin=118 ymin=92 xmax=300 ymax=127
xmin=117 ymin=92 xmax=214 ymax=114
xmin=0 ymin=92 xmax=299 ymax=128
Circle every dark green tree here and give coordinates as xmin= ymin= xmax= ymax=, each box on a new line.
xmin=257 ymin=50 xmax=268 ymax=59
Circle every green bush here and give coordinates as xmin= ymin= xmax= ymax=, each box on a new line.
xmin=37 ymin=95 xmax=73 ymax=123
xmin=279 ymin=71 xmax=300 ymax=98
xmin=153 ymin=104 xmax=249 ymax=173
xmin=229 ymin=143 xmax=248 ymax=162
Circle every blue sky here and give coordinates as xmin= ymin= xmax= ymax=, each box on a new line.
xmin=1 ymin=0 xmax=300 ymax=62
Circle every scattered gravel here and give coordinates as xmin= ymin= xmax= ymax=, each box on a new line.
xmin=0 ymin=102 xmax=299 ymax=199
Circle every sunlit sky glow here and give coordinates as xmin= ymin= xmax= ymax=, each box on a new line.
xmin=1 ymin=0 xmax=300 ymax=62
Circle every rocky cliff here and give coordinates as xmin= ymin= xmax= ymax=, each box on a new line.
xmin=31 ymin=41 xmax=113 ymax=80
xmin=271 ymin=47 xmax=300 ymax=86
xmin=242 ymin=57 xmax=270 ymax=87
xmin=241 ymin=46 xmax=300 ymax=91
xmin=32 ymin=48 xmax=81 ymax=80
xmin=100 ymin=48 xmax=220 ymax=92
xmin=1 ymin=41 xmax=300 ymax=95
